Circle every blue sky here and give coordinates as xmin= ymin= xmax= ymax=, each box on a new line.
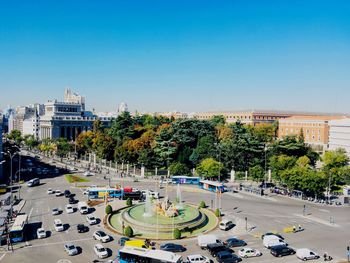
xmin=1 ymin=1 xmax=350 ymax=113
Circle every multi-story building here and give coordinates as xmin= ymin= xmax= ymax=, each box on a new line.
xmin=154 ymin=111 xmax=188 ymax=119
xmin=22 ymin=109 xmax=40 ymax=139
xmin=0 ymin=115 xmax=3 ymax=181
xmin=328 ymin=118 xmax=350 ymax=158
xmin=8 ymin=104 xmax=44 ymax=134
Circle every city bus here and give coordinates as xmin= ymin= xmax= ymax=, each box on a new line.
xmin=171 ymin=176 xmax=200 ymax=185
xmin=199 ymin=180 xmax=226 ymax=193
xmin=118 ymin=246 xmax=183 ymax=263
xmin=10 ymin=214 xmax=28 ymax=243
xmin=88 ymin=188 xmax=124 ymax=200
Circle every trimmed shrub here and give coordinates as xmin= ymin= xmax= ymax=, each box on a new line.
xmin=215 ymin=208 xmax=221 ymax=217
xmin=105 ymin=204 xmax=112 ymax=215
xmin=126 ymin=198 xmax=132 ymax=206
xmin=198 ymin=201 xmax=206 ymax=209
xmin=173 ymin=228 xmax=181 ymax=239
xmin=124 ymin=226 xmax=134 ymax=237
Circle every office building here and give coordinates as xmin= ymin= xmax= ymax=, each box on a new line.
xmin=328 ymin=118 xmax=350 ymax=158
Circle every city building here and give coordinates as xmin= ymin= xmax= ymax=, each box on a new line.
xmin=279 ymin=115 xmax=346 ymax=153
xmin=0 ymin=115 xmax=3 ymax=181
xmin=118 ymin=102 xmax=128 ymax=114
xmin=22 ymin=109 xmax=40 ymax=139
xmin=154 ymin=111 xmax=188 ymax=119
xmin=8 ymin=104 xmax=44 ymax=134
xmin=328 ymin=118 xmax=350 ymax=158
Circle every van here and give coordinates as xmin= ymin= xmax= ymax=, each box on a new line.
xmin=263 ymin=235 xmax=287 ymax=248
xmin=124 ymin=240 xmax=152 ymax=249
xmin=78 ymin=201 xmax=89 ymax=214
xmin=296 ymin=248 xmax=319 ymax=261
xmin=27 ymin=178 xmax=40 ymax=187
xmin=219 ymin=219 xmax=235 ymax=231
xmin=197 ymin=234 xmax=222 ymax=249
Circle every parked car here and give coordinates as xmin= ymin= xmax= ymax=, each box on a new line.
xmin=64 ymin=243 xmax=78 ymax=256
xmin=54 ymin=219 xmax=64 ymax=232
xmin=160 ymin=243 xmax=186 ymax=252
xmin=77 ymin=224 xmax=89 ymax=233
xmin=118 ymin=237 xmax=130 ymax=246
xmin=237 ymin=248 xmax=262 ymax=258
xmin=270 ymin=245 xmax=295 ymax=257
xmin=225 ymin=238 xmax=246 ymax=247
xmin=263 ymin=235 xmax=287 ymax=248
xmin=93 ymin=231 xmax=110 ymax=243
xmin=197 ymin=234 xmax=222 ymax=249
xmin=94 ymin=243 xmax=108 ymax=258
xmin=47 ymin=188 xmax=54 ymax=194
xmin=66 ymin=205 xmax=74 ymax=214
xmin=187 ymin=254 xmax=213 ymax=263
xmin=64 ymin=190 xmax=71 ymax=198
xmin=52 ymin=208 xmax=61 ymax=215
xmin=86 ymin=215 xmax=98 ymax=225
xmin=261 ymin=232 xmax=284 ymax=240
xmin=68 ymin=197 xmax=76 ymax=204
xmin=207 ymin=243 xmax=233 ymax=257
xmin=55 ymin=190 xmax=62 ymax=197
xmin=216 ymin=251 xmax=242 ymax=263
xmin=296 ymin=248 xmax=320 ymax=261
xmin=37 ymin=228 xmax=47 ymax=239
xmin=219 ymin=219 xmax=235 ymax=231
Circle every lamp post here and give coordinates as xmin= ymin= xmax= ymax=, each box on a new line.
xmin=328 ymin=173 xmax=332 ymax=204
xmin=264 ymin=144 xmax=267 ymax=189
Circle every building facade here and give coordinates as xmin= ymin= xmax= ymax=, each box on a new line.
xmin=0 ymin=116 xmax=3 ymax=181
xmin=328 ymin=118 xmax=350 ymax=158
xmin=279 ymin=115 xmax=345 ymax=153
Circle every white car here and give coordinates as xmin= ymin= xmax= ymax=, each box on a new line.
xmin=54 ymin=219 xmax=64 ymax=232
xmin=37 ymin=228 xmax=47 ymax=239
xmin=52 ymin=208 xmax=61 ymax=215
xmin=65 ymin=205 xmax=74 ymax=214
xmin=186 ymin=254 xmax=212 ymax=263
xmin=93 ymin=231 xmax=110 ymax=243
xmin=86 ymin=215 xmax=98 ymax=225
xmin=55 ymin=190 xmax=62 ymax=197
xmin=94 ymin=243 xmax=108 ymax=258
xmin=84 ymin=171 xmax=95 ymax=177
xmin=47 ymin=188 xmax=54 ymax=194
xmin=238 ymin=247 xmax=262 ymax=258
xmin=64 ymin=243 xmax=78 ymax=256
xmin=296 ymin=248 xmax=320 ymax=261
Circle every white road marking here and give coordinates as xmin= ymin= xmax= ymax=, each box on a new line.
xmin=28 ymin=207 xmax=34 ymax=220
xmin=0 ymin=253 xmax=7 ymax=261
xmin=318 ymin=209 xmax=330 ymax=213
xmin=21 ymin=237 xmax=93 ymax=249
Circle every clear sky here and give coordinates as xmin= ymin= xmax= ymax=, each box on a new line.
xmin=1 ymin=0 xmax=350 ymax=113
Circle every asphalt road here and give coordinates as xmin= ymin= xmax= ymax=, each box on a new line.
xmin=1 ymin=153 xmax=350 ymax=263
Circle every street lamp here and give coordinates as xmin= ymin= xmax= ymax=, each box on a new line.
xmin=264 ymin=144 xmax=267 ymax=188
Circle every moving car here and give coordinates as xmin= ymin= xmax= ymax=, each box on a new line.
xmin=64 ymin=190 xmax=71 ymax=198
xmin=263 ymin=235 xmax=287 ymax=248
xmin=52 ymin=208 xmax=61 ymax=215
xmin=55 ymin=190 xmax=63 ymax=197
xmin=296 ymin=248 xmax=320 ymax=261
xmin=197 ymin=234 xmax=222 ymax=249
xmin=219 ymin=219 xmax=235 ymax=231
xmin=94 ymin=243 xmax=108 ymax=258
xmin=86 ymin=215 xmax=98 ymax=225
xmin=66 ymin=205 xmax=74 ymax=214
xmin=118 ymin=237 xmax=130 ymax=246
xmin=216 ymin=251 xmax=242 ymax=263
xmin=68 ymin=197 xmax=76 ymax=204
xmin=47 ymin=188 xmax=54 ymax=194
xmin=64 ymin=243 xmax=78 ymax=256
xmin=207 ymin=243 xmax=232 ymax=257
xmin=270 ymin=245 xmax=295 ymax=257
xmin=77 ymin=224 xmax=89 ymax=233
xmin=54 ymin=219 xmax=64 ymax=232
xmin=84 ymin=171 xmax=95 ymax=177
xmin=78 ymin=201 xmax=89 ymax=214
xmin=225 ymin=238 xmax=246 ymax=247
xmin=187 ymin=254 xmax=213 ymax=263
xmin=93 ymin=231 xmax=111 ymax=243
xmin=237 ymin=248 xmax=262 ymax=258
xmin=160 ymin=243 xmax=186 ymax=252
xmin=37 ymin=228 xmax=47 ymax=239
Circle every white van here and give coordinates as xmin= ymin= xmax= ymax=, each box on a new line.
xmin=263 ymin=235 xmax=286 ymax=248
xmin=187 ymin=254 xmax=212 ymax=263
xmin=296 ymin=248 xmax=319 ymax=261
xmin=78 ymin=201 xmax=89 ymax=214
xmin=219 ymin=219 xmax=235 ymax=231
xmin=197 ymin=234 xmax=222 ymax=249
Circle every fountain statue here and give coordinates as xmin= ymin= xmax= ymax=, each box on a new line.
xmin=143 ymin=190 xmax=154 ymax=217
xmin=176 ymin=184 xmax=183 ymax=209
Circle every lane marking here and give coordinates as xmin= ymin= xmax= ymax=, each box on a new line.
xmin=21 ymin=237 xmax=93 ymax=249
xmin=0 ymin=253 xmax=7 ymax=261
xmin=28 ymin=207 xmax=34 ymax=220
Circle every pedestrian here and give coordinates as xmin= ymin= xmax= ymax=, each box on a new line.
xmin=323 ymin=252 xmax=328 ymax=261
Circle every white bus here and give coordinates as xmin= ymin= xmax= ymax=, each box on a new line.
xmin=118 ymin=246 xmax=183 ymax=263
xmin=10 ymin=214 xmax=28 ymax=243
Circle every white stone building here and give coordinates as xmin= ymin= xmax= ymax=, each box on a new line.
xmin=328 ymin=118 xmax=350 ymax=157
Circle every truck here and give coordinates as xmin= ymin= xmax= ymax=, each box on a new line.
xmin=197 ymin=234 xmax=222 ymax=249
xmin=78 ymin=201 xmax=89 ymax=214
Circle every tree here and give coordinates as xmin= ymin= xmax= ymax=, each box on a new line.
xmin=105 ymin=205 xmax=112 ymax=215
xmin=169 ymin=162 xmax=191 ymax=176
xmin=196 ymin=158 xmax=223 ymax=179
xmin=322 ymin=149 xmax=350 ymax=189
xmin=269 ymin=154 xmax=297 ymax=182
xmin=198 ymin=201 xmax=206 ymax=209
xmin=215 ymin=208 xmax=221 ymax=217
xmin=23 ymin=135 xmax=39 ymax=149
xmin=56 ymin=138 xmax=71 ymax=157
xmin=7 ymin=129 xmax=22 ymax=145
xmin=126 ymin=198 xmax=132 ymax=206
xmin=189 ymin=135 xmax=216 ymax=165
xmin=249 ymin=165 xmax=265 ymax=182
xmin=173 ymin=228 xmax=181 ymax=239
xmin=124 ymin=226 xmax=134 ymax=237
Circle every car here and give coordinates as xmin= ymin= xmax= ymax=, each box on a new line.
xmin=55 ymin=190 xmax=62 ymax=197
xmin=216 ymin=251 xmax=242 ymax=263
xmin=64 ymin=243 xmax=78 ymax=256
xmin=270 ymin=245 xmax=295 ymax=257
xmin=207 ymin=243 xmax=233 ymax=257
xmin=52 ymin=208 xmax=61 ymax=215
xmin=68 ymin=197 xmax=76 ymax=204
xmin=187 ymin=254 xmax=213 ymax=263
xmin=219 ymin=219 xmax=235 ymax=231
xmin=77 ymin=224 xmax=89 ymax=233
xmin=296 ymin=248 xmax=320 ymax=261
xmin=64 ymin=190 xmax=71 ymax=198
xmin=160 ymin=243 xmax=186 ymax=252
xmin=225 ymin=238 xmax=246 ymax=247
xmin=37 ymin=228 xmax=47 ymax=239
xmin=84 ymin=171 xmax=95 ymax=177
xmin=93 ymin=231 xmax=110 ymax=243
xmin=118 ymin=237 xmax=130 ymax=246
xmin=237 ymin=248 xmax=262 ymax=258
xmin=261 ymin=232 xmax=284 ymax=240
xmin=86 ymin=215 xmax=98 ymax=225
xmin=47 ymin=188 xmax=54 ymax=194
xmin=263 ymin=235 xmax=287 ymax=248
xmin=94 ymin=243 xmax=108 ymax=258
xmin=54 ymin=219 xmax=64 ymax=232
xmin=83 ymin=189 xmax=89 ymax=195
xmin=66 ymin=205 xmax=74 ymax=214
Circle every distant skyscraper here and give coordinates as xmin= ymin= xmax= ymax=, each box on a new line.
xmin=118 ymin=102 xmax=128 ymax=114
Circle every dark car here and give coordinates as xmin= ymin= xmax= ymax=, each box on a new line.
xmin=64 ymin=190 xmax=71 ymax=198
xmin=225 ymin=238 xmax=247 ymax=248
xmin=77 ymin=224 xmax=89 ymax=233
xmin=160 ymin=243 xmax=186 ymax=252
xmin=207 ymin=243 xmax=233 ymax=257
xmin=270 ymin=245 xmax=295 ymax=257
xmin=216 ymin=251 xmax=242 ymax=263
xmin=261 ymin=233 xmax=284 ymax=240
xmin=118 ymin=237 xmax=130 ymax=246
xmin=68 ymin=197 xmax=76 ymax=204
